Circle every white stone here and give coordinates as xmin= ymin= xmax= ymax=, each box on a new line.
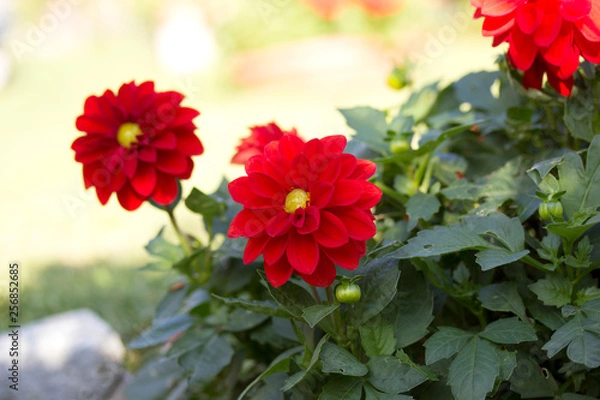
xmin=0 ymin=309 xmax=125 ymax=400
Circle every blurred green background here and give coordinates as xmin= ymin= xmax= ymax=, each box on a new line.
xmin=0 ymin=0 xmax=497 ymax=363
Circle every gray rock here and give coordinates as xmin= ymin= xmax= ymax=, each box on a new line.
xmin=0 ymin=309 xmax=125 ymax=400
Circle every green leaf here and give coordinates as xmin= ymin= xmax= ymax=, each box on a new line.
xmin=387 ymin=264 xmax=434 ymax=348
xmin=320 ymin=342 xmax=369 ymax=377
xmin=237 ymin=346 xmax=302 ymax=400
xmin=575 ymin=287 xmax=600 ymax=306
xmin=392 ymin=224 xmax=491 ymax=259
xmin=558 ymin=136 xmax=600 ymax=219
xmin=128 ymin=314 xmax=194 ymax=349
xmin=561 ymin=394 xmax=600 ymax=400
xmin=527 ymin=156 xmax=565 ymax=186
xmin=212 ymin=295 xmax=291 ymax=318
xmin=165 ymin=327 xmax=215 ymax=358
xmin=564 ymin=88 xmax=600 ymax=142
xmin=340 ymin=107 xmax=389 ymax=154
xmin=122 ymin=358 xmax=185 ymax=400
xmin=447 ymin=336 xmax=499 ymax=400
xmin=363 ymin=383 xmax=414 ymax=400
xmin=223 ymin=308 xmax=269 ymax=332
xmin=143 ymin=228 xmax=185 ymax=268
xmin=282 ymin=334 xmax=330 ymax=391
xmin=526 ymin=298 xmax=566 ymax=330
xmin=302 ymin=304 xmax=339 ymax=328
xmin=179 ymin=334 xmax=234 ymax=382
xmin=546 ymin=212 xmax=600 ymax=243
xmin=318 ymin=376 xmax=363 ymax=400
xmin=509 ymin=353 xmax=557 ymax=399
xmin=185 ymin=187 xmax=227 ymax=232
xmin=260 ymin=271 xmax=316 ymax=320
xmin=367 ymin=356 xmax=428 ymax=394
xmin=360 ymin=315 xmax=396 ymax=358
xmin=405 ymin=193 xmax=441 ymax=231
xmin=475 ymin=248 xmax=530 ymax=271
xmin=496 ymin=349 xmax=517 ymax=382
xmin=350 ymin=257 xmax=400 ymax=325
xmin=478 ymin=282 xmax=527 ymax=320
xmin=424 ymin=327 xmax=474 ymax=365
xmin=542 ymin=313 xmax=600 ymax=368
xmin=479 ymin=317 xmax=537 ymax=344
xmin=462 ymin=212 xmax=525 ymax=252
xmin=581 ymin=298 xmax=600 ymax=322
xmin=529 ymin=274 xmax=573 ymax=307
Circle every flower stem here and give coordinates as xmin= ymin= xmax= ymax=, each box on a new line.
xmin=521 ymin=255 xmax=549 ymax=272
xmin=310 ymin=286 xmax=322 ymax=304
xmin=167 ymin=208 xmax=192 ymax=256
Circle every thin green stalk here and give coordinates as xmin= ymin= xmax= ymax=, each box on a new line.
xmin=374 ymin=181 xmax=406 ymax=205
xmin=310 ymin=286 xmax=322 ymax=304
xmin=167 ymin=208 xmax=192 ymax=256
xmin=521 ymin=255 xmax=550 ymax=272
xmin=414 ymin=153 xmax=431 ymax=193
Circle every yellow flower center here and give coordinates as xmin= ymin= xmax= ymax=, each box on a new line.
xmin=116 ymin=122 xmax=143 ymax=148
xmin=284 ymin=188 xmax=310 ymax=213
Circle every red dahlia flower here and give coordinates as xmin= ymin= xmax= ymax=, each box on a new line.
xmin=231 ymin=122 xmax=301 ymax=165
xmin=227 ymin=135 xmax=382 ymax=287
xmin=472 ymin=0 xmax=600 ymax=96
xmin=72 ymin=81 xmax=204 ymax=211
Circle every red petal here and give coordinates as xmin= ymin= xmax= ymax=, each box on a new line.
xmin=116 ymin=182 xmax=145 ymax=211
xmin=117 ymin=82 xmax=135 ymax=113
xmin=130 ymin=163 xmax=157 ymax=197
xmin=248 ymin=172 xmax=286 ymax=198
xmin=481 ymin=0 xmax=523 ymax=16
xmin=330 ymin=180 xmax=363 ymax=206
xmin=155 ymin=151 xmax=188 ymax=174
xmin=298 ymin=256 xmax=336 ymax=287
xmin=320 ymin=135 xmax=347 ymax=154
xmin=176 ymin=130 xmax=204 ymax=156
xmin=171 ymin=107 xmax=200 ymax=127
xmin=297 ymin=206 xmax=320 ymax=235
xmin=278 ymin=135 xmax=304 ymax=161
xmin=521 ymin=61 xmax=545 ymax=91
xmin=243 ymin=234 xmax=269 ymax=264
xmin=316 ymin=154 xmax=341 ymax=183
xmin=560 ymin=0 xmax=591 ymax=21
xmin=229 ymin=177 xmax=278 ymax=209
xmin=581 ymin=9 xmax=600 ymax=41
xmin=266 ymin=212 xmax=292 ymax=237
xmin=264 ymin=258 xmax=294 ymax=287
xmin=231 ymin=149 xmax=261 ymax=165
xmin=541 ymin=25 xmax=574 ymax=66
xmin=578 ymin=33 xmax=600 ymax=62
xmin=151 ymin=173 xmax=179 ymax=205
xmin=334 ymin=207 xmax=376 ymax=240
xmin=533 ymin=8 xmax=562 ymax=47
xmin=347 ymin=159 xmax=376 ymax=180
xmin=310 ymin=181 xmax=334 ymax=209
xmin=286 ymin=231 xmax=319 ymax=274
xmin=263 ymin=235 xmax=288 ymax=264
xmin=355 ymin=181 xmax=383 ymax=209
xmin=228 ymin=209 xmax=267 ymax=238
xmin=483 ymin=14 xmax=516 ymax=36
xmin=323 ymin=241 xmax=362 ymax=270
xmin=312 ymin=210 xmax=349 ymax=248
xmin=289 ymin=154 xmax=312 ymax=189
xmin=516 ymin=3 xmax=542 ymax=34
xmin=547 ymin=69 xmax=574 ymax=96
xmin=339 ymin=154 xmax=358 ymax=179
xmin=75 ymin=115 xmax=115 ymax=135
xmin=138 ymin=147 xmax=157 ymax=162
xmin=151 ymin=132 xmax=177 ymax=149
xmin=508 ymin=28 xmax=538 ymax=70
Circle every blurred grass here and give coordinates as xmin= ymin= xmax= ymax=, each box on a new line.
xmin=0 ymin=263 xmax=174 ymax=344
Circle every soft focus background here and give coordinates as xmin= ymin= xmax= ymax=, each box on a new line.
xmin=0 ymin=0 xmax=497 ymax=355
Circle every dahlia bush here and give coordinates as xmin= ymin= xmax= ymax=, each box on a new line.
xmin=72 ymin=1 xmax=600 ymax=399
